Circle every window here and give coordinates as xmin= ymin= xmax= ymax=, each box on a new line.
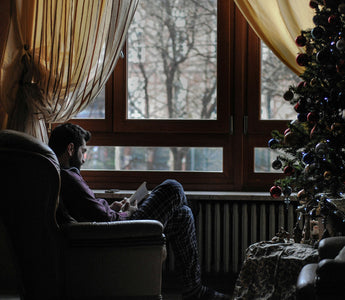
xmin=71 ymin=0 xmax=298 ymax=191
xmin=83 ymin=146 xmax=223 ymax=172
xmin=127 ymin=0 xmax=217 ymax=121
xmin=253 ymin=43 xmax=299 ymax=176
xmin=260 ymin=43 xmax=299 ymax=121
xmin=74 ymin=89 xmax=106 ymax=119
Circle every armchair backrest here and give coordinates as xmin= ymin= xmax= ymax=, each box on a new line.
xmin=0 ymin=130 xmax=62 ymax=299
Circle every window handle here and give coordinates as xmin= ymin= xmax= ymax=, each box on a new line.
xmin=243 ymin=115 xmax=248 ymax=135
xmin=229 ymin=115 xmax=234 ymax=135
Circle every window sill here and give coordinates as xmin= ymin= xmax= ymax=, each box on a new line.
xmin=93 ymin=189 xmax=289 ymax=202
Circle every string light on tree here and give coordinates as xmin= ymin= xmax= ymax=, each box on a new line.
xmin=269 ymin=0 xmax=345 ymax=240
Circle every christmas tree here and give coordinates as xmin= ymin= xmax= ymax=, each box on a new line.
xmin=269 ymin=0 xmax=345 ymax=240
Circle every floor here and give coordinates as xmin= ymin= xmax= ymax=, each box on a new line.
xmin=0 ymin=292 xmax=230 ymax=300
xmin=0 ymin=273 xmax=235 ymax=300
xmin=161 ymin=272 xmax=235 ymax=300
xmin=0 ymin=296 xmax=181 ymax=300
xmin=163 ymin=294 xmax=182 ymax=300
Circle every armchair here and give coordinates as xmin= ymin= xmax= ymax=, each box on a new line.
xmin=296 ymin=236 xmax=345 ymax=300
xmin=0 ymin=129 xmax=166 ymax=300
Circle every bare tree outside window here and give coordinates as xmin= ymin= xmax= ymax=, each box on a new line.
xmin=127 ymin=0 xmax=217 ymax=120
xmin=78 ymin=6 xmax=301 ymax=173
xmin=82 ymin=0 xmax=222 ymax=172
xmin=260 ymin=42 xmax=300 ymax=120
xmin=74 ymin=89 xmax=105 ymax=119
xmin=256 ymin=42 xmax=300 ymax=173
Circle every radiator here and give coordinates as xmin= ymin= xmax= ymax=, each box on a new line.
xmin=164 ymin=200 xmax=299 ymax=274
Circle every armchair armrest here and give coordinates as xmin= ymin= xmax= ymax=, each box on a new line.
xmin=318 ymin=236 xmax=345 ymax=259
xmin=61 ymin=220 xmax=165 ymax=247
xmin=296 ymin=263 xmax=318 ymax=300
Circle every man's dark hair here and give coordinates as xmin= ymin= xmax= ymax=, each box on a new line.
xmin=48 ymin=123 xmax=91 ymax=156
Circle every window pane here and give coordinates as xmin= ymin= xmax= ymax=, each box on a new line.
xmin=127 ymin=0 xmax=217 ymax=120
xmin=73 ymin=89 xmax=105 ymax=119
xmin=82 ymin=146 xmax=222 ymax=172
xmin=254 ymin=147 xmax=283 ymax=173
xmin=261 ymin=42 xmax=299 ymax=120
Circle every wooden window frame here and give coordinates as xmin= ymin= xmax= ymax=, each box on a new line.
xmin=70 ymin=0 xmax=287 ymax=192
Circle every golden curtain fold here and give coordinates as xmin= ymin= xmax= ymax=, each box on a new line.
xmin=0 ymin=0 xmax=138 ymax=142
xmin=234 ymin=0 xmax=315 ymax=75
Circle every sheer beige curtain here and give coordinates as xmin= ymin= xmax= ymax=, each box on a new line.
xmin=234 ymin=0 xmax=314 ymax=75
xmin=0 ymin=0 xmax=138 ymax=142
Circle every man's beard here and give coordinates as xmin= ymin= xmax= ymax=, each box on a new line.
xmin=70 ymin=152 xmax=82 ymax=170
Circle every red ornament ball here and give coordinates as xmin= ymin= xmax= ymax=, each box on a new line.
xmin=296 ymin=53 xmax=309 ymax=66
xmin=284 ymin=128 xmax=291 ymax=135
xmin=270 ymin=186 xmax=282 ymax=198
xmin=297 ymin=81 xmax=306 ymax=91
xmin=309 ymin=1 xmax=318 ymax=9
xmin=295 ymin=35 xmax=307 ymax=47
xmin=310 ymin=124 xmax=319 ymax=139
xmin=337 ymin=59 xmax=345 ymax=74
xmin=284 ymin=166 xmax=295 ymax=176
xmin=328 ymin=15 xmax=338 ymax=25
xmin=307 ymin=112 xmax=319 ymax=124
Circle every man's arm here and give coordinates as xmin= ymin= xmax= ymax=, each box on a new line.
xmin=60 ymin=168 xmax=123 ymax=222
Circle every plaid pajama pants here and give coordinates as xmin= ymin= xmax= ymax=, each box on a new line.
xmin=131 ymin=179 xmax=201 ymax=294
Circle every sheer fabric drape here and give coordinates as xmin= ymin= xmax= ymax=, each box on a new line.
xmin=0 ymin=0 xmax=138 ymax=142
xmin=234 ymin=0 xmax=314 ymax=75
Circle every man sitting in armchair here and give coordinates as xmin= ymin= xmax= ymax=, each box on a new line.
xmin=49 ymin=123 xmax=230 ymax=300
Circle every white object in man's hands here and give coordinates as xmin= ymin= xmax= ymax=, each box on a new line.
xmin=128 ymin=182 xmax=148 ymax=205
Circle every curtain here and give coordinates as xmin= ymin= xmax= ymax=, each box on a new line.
xmin=234 ymin=0 xmax=315 ymax=75
xmin=0 ymin=0 xmax=138 ymax=142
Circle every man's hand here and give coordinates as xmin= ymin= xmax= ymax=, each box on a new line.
xmin=110 ymin=198 xmax=138 ymax=217
xmin=110 ymin=199 xmax=126 ymax=212
xmin=121 ymin=199 xmax=138 ymax=217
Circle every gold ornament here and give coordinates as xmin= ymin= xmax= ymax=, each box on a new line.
xmin=324 ymin=171 xmax=332 ymax=180
xmin=331 ymin=123 xmax=345 ymax=136
xmin=284 ymin=131 xmax=299 ymax=146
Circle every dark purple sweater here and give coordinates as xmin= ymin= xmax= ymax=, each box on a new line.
xmin=60 ymin=168 xmax=122 ymax=222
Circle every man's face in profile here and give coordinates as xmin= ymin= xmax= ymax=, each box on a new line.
xmin=70 ymin=139 xmax=87 ymax=170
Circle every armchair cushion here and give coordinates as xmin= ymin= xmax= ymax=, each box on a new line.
xmin=318 ymin=236 xmax=345 ymax=259
xmin=334 ymin=245 xmax=345 ymax=261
